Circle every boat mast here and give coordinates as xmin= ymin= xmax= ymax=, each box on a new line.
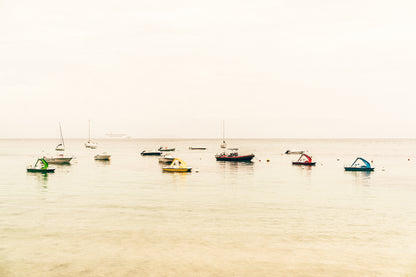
xmin=59 ymin=122 xmax=64 ymax=147
xmin=222 ymin=120 xmax=225 ymax=143
xmin=88 ymin=120 xmax=91 ymax=142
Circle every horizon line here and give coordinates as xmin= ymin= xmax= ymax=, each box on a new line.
xmin=0 ymin=137 xmax=415 ymax=140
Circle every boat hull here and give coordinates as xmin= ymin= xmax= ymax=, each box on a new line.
xmin=94 ymin=155 xmax=111 ymax=160
xmin=292 ymin=162 xmax=316 ymax=166
xmin=141 ymin=152 xmax=162 ymax=156
xmin=27 ymin=168 xmax=55 ymax=173
xmin=285 ymin=151 xmax=304 ymax=155
xmin=159 ymin=158 xmax=175 ymax=164
xmin=189 ymin=147 xmax=206 ymax=150
xmin=85 ymin=145 xmax=97 ymax=149
xmin=344 ymin=167 xmax=374 ymax=172
xmin=43 ymin=157 xmax=72 ymax=164
xmin=215 ymin=154 xmax=254 ymax=162
xmin=162 ymin=168 xmax=192 ymax=172
xmin=159 ymin=148 xmax=175 ymax=152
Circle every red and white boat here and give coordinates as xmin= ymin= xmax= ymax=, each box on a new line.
xmin=292 ymin=153 xmax=316 ymax=166
xmin=215 ymin=148 xmax=255 ymax=162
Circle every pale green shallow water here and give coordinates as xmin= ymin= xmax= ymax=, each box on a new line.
xmin=1 ymin=139 xmax=416 ymax=276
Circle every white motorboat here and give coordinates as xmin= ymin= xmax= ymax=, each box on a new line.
xmin=43 ymin=153 xmax=73 ymax=164
xmin=141 ymin=150 xmax=162 ymax=156
xmin=158 ymin=154 xmax=175 ymax=164
xmin=94 ymin=152 xmax=111 ymax=160
xmin=85 ymin=120 xmax=97 ymax=149
xmin=285 ymin=150 xmax=305 ymax=155
xmin=55 ymin=122 xmax=65 ymax=151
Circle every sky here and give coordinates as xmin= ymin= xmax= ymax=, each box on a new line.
xmin=1 ymin=0 xmax=415 ymax=138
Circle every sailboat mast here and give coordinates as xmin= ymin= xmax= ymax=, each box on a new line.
xmin=88 ymin=120 xmax=91 ymax=142
xmin=223 ymin=120 xmax=225 ymax=142
xmin=59 ymin=122 xmax=64 ymax=147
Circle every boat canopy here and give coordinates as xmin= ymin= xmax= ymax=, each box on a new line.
xmin=297 ymin=153 xmax=312 ymax=163
xmin=35 ymin=158 xmax=49 ymax=169
xmin=169 ymin=158 xmax=188 ymax=168
xmin=350 ymin=157 xmax=371 ymax=168
xmin=227 ymin=148 xmax=239 ymax=151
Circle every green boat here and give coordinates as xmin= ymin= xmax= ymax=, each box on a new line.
xmin=27 ymin=158 xmax=55 ymax=173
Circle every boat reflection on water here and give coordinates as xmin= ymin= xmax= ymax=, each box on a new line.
xmin=26 ymin=171 xmax=49 ymax=188
xmin=347 ymin=170 xmax=373 ymax=184
xmin=95 ymin=159 xmax=111 ymax=165
xmin=217 ymin=160 xmax=254 ymax=175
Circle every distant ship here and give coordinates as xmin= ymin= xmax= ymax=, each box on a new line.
xmin=105 ymin=133 xmax=130 ymax=139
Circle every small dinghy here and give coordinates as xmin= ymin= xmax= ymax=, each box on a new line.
xmin=94 ymin=152 xmax=111 ymax=160
xmin=285 ymin=150 xmax=304 ymax=155
xmin=292 ymin=153 xmax=316 ymax=166
xmin=27 ymin=158 xmax=55 ymax=173
xmin=158 ymin=146 xmax=175 ymax=152
xmin=163 ymin=158 xmax=192 ymax=172
xmin=141 ymin=150 xmax=162 ymax=156
xmin=159 ymin=154 xmax=175 ymax=164
xmin=43 ymin=153 xmax=73 ymax=164
xmin=215 ymin=148 xmax=255 ymax=162
xmin=344 ymin=157 xmax=374 ymax=172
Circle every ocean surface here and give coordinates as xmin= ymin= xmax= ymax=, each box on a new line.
xmin=1 ymin=138 xmax=416 ymax=276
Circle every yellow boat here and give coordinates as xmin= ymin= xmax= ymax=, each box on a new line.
xmin=162 ymin=158 xmax=192 ymax=172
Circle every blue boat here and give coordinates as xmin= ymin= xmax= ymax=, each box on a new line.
xmin=344 ymin=157 xmax=374 ymax=172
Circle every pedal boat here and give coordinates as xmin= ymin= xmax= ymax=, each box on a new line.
xmin=344 ymin=157 xmax=374 ymax=171
xmin=27 ymin=158 xmax=55 ymax=173
xmin=215 ymin=148 xmax=255 ymax=162
xmin=163 ymin=158 xmax=192 ymax=172
xmin=292 ymin=153 xmax=316 ymax=166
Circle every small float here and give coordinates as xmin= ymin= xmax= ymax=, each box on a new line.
xmin=285 ymin=150 xmax=304 ymax=155
xmin=27 ymin=158 xmax=55 ymax=173
xmin=344 ymin=157 xmax=374 ymax=172
xmin=215 ymin=148 xmax=255 ymax=162
xmin=94 ymin=152 xmax=111 ymax=160
xmin=189 ymin=147 xmax=207 ymax=150
xmin=292 ymin=153 xmax=316 ymax=166
xmin=162 ymin=158 xmax=192 ymax=172
xmin=159 ymin=153 xmax=175 ymax=164
xmin=141 ymin=150 xmax=162 ymax=156
xmin=158 ymin=146 xmax=175 ymax=152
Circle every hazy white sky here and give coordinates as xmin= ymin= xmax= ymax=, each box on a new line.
xmin=1 ymin=0 xmax=415 ymax=138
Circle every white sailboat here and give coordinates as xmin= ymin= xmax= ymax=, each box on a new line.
xmin=85 ymin=120 xmax=97 ymax=149
xmin=55 ymin=122 xmax=65 ymax=151
xmin=220 ymin=120 xmax=227 ymax=148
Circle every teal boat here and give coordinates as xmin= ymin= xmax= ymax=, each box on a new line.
xmin=27 ymin=158 xmax=55 ymax=173
xmin=344 ymin=157 xmax=374 ymax=172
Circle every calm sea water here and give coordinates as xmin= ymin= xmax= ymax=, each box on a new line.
xmin=1 ymin=139 xmax=416 ymax=276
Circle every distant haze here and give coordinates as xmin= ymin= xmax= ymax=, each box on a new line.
xmin=1 ymin=0 xmax=415 ymax=138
